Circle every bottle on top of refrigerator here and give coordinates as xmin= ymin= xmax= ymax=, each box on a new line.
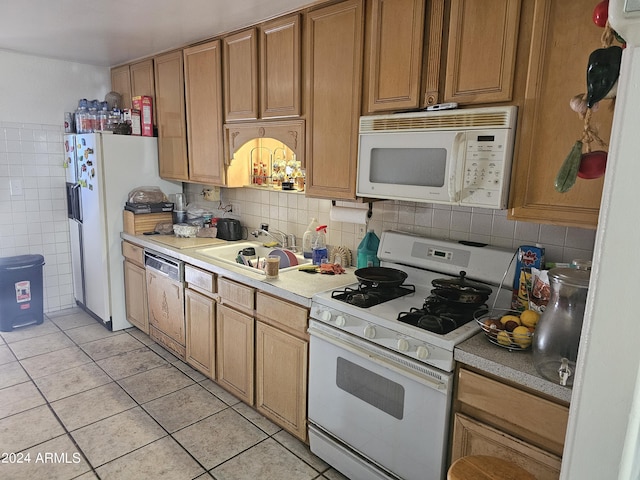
xmin=302 ymin=218 xmax=319 ymax=259
xmin=88 ymin=100 xmax=99 ymax=132
xmin=312 ymin=225 xmax=328 ymax=265
xmin=97 ymin=102 xmax=109 ymax=131
xmin=357 ymin=229 xmax=380 ymax=268
xmin=75 ymin=99 xmax=89 ymax=134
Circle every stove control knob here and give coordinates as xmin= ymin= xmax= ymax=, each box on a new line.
xmin=397 ymin=338 xmax=410 ymax=352
xmin=363 ymin=325 xmax=376 ymax=339
xmin=320 ymin=310 xmax=333 ymax=322
xmin=416 ymin=345 xmax=430 ymax=360
xmin=335 ymin=315 xmax=346 ymax=327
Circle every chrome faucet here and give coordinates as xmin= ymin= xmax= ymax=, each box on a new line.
xmin=251 ymin=225 xmax=297 ymax=252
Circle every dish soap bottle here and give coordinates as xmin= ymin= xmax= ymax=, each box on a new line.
xmin=302 ymin=218 xmax=319 ymax=259
xmin=312 ymin=225 xmax=328 ymax=265
xmin=357 ymin=229 xmax=380 ymax=268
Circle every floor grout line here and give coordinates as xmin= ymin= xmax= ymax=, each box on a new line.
xmin=1 ymin=308 xmax=338 ymax=480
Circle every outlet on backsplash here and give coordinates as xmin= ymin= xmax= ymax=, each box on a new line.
xmin=356 ymin=225 xmax=366 ymax=242
xmin=202 ymin=187 xmax=221 ymax=202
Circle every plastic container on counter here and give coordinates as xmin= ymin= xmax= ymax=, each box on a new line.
xmin=357 ymin=229 xmax=380 ymax=268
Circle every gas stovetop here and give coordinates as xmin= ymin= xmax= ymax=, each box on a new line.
xmin=310 ymin=231 xmax=515 ymax=372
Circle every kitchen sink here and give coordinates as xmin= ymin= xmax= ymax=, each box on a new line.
xmin=196 ymin=241 xmax=312 ymax=275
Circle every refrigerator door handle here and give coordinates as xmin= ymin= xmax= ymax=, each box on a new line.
xmin=66 ymin=182 xmax=74 ymax=219
xmin=73 ymin=183 xmax=83 ymax=222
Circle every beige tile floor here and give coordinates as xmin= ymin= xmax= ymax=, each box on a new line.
xmin=0 ymin=307 xmax=349 ymax=480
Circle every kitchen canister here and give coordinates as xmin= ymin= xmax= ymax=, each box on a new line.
xmin=532 ymin=267 xmax=590 ymax=386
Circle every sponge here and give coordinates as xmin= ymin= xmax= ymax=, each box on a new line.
xmin=263 ymin=241 xmax=279 ymax=248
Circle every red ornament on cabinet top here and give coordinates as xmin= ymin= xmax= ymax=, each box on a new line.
xmin=593 ymin=0 xmax=609 ymax=28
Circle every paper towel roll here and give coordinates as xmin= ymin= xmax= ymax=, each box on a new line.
xmin=330 ymin=206 xmax=369 ymax=225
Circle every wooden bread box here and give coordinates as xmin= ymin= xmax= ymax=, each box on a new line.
xmin=123 ymin=210 xmax=173 ymax=235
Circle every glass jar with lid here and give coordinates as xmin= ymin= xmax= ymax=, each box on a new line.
xmin=532 ymin=267 xmax=591 ymax=386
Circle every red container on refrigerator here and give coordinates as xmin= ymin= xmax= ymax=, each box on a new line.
xmin=132 ymin=96 xmax=153 ymax=136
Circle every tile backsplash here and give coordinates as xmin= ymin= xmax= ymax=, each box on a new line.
xmin=184 ymin=184 xmax=596 ymax=266
xmin=0 ymin=122 xmax=72 ymax=313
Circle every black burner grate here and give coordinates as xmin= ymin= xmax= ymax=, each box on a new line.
xmin=397 ymin=296 xmax=488 ymax=334
xmin=331 ymin=284 xmax=416 ymax=308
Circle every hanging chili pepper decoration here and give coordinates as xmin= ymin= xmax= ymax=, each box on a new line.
xmin=585 ymin=46 xmax=622 ymax=108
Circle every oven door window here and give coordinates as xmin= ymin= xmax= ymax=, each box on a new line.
xmin=336 ymin=357 xmax=404 ymax=419
xmin=370 ymin=147 xmax=446 ymax=187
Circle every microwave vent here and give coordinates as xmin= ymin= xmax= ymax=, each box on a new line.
xmin=359 ymin=107 xmax=516 ymax=133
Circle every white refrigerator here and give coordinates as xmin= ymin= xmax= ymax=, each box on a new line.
xmin=64 ymin=133 xmax=182 ymax=331
xmin=561 ymin=2 xmax=640 ymax=479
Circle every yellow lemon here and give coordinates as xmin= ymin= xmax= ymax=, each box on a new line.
xmin=512 ymin=325 xmax=532 ymax=348
xmin=520 ymin=309 xmax=540 ymax=328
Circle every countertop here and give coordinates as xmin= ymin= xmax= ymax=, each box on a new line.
xmin=122 ymin=232 xmax=571 ymax=403
xmin=121 ymin=232 xmax=358 ymax=308
xmin=455 ymin=332 xmax=573 ymax=404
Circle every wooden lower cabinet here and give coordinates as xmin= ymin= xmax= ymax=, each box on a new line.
xmin=123 ymin=260 xmax=148 ymax=334
xmin=452 ymin=414 xmax=561 ymax=479
xmin=185 ymin=288 xmax=215 ymax=378
xmin=255 ymin=291 xmax=309 ymax=441
xmin=451 ymin=367 xmax=568 ymax=479
xmin=216 ymin=303 xmax=254 ymax=404
xmin=122 ymin=241 xmax=148 ymax=334
xmin=256 ymin=321 xmax=308 ymax=441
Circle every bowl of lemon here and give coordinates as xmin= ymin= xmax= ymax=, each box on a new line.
xmin=475 ymin=308 xmax=540 ymax=350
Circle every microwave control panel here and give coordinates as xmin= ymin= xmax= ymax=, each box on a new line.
xmin=460 ymin=130 xmax=513 ymax=208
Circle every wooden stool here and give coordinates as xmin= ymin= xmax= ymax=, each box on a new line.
xmin=447 ymin=455 xmax=536 ymax=480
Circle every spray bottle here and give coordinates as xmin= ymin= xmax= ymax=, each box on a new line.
xmin=312 ymin=225 xmax=328 ymax=265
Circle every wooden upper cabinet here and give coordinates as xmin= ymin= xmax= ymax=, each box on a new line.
xmin=224 ymin=28 xmax=259 ymax=121
xmin=508 ymin=0 xmax=613 ymax=228
xmin=129 ymin=59 xmax=156 ymax=124
xmin=130 ymin=59 xmax=155 ymax=99
xmin=154 ymin=50 xmax=189 ymax=181
xmin=305 ymin=0 xmax=364 ymax=200
xmin=444 ymin=0 xmax=521 ymax=104
xmin=260 ymin=14 xmax=301 ymax=118
xmin=363 ymin=0 xmax=425 ymax=113
xmin=184 ymin=40 xmax=225 ymax=185
xmin=110 ymin=65 xmax=132 ymax=110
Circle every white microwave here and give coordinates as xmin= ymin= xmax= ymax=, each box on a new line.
xmin=356 ymin=106 xmax=517 ymax=209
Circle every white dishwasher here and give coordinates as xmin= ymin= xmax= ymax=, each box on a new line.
xmin=144 ymin=249 xmax=186 ymax=360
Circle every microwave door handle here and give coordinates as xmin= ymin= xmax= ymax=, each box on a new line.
xmin=450 ymin=132 xmax=466 ymax=203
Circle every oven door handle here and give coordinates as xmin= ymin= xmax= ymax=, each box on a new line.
xmin=308 ymin=324 xmax=450 ymax=393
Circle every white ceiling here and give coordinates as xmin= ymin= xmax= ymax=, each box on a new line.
xmin=0 ymin=0 xmax=311 ymax=67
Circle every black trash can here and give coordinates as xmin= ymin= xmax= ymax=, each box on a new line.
xmin=0 ymin=254 xmax=45 ymax=332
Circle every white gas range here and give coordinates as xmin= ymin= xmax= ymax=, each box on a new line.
xmin=308 ymin=231 xmax=516 ymax=480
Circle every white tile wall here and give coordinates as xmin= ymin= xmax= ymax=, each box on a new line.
xmin=185 ymin=184 xmax=597 ymax=266
xmin=0 ymin=122 xmax=73 ymax=313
